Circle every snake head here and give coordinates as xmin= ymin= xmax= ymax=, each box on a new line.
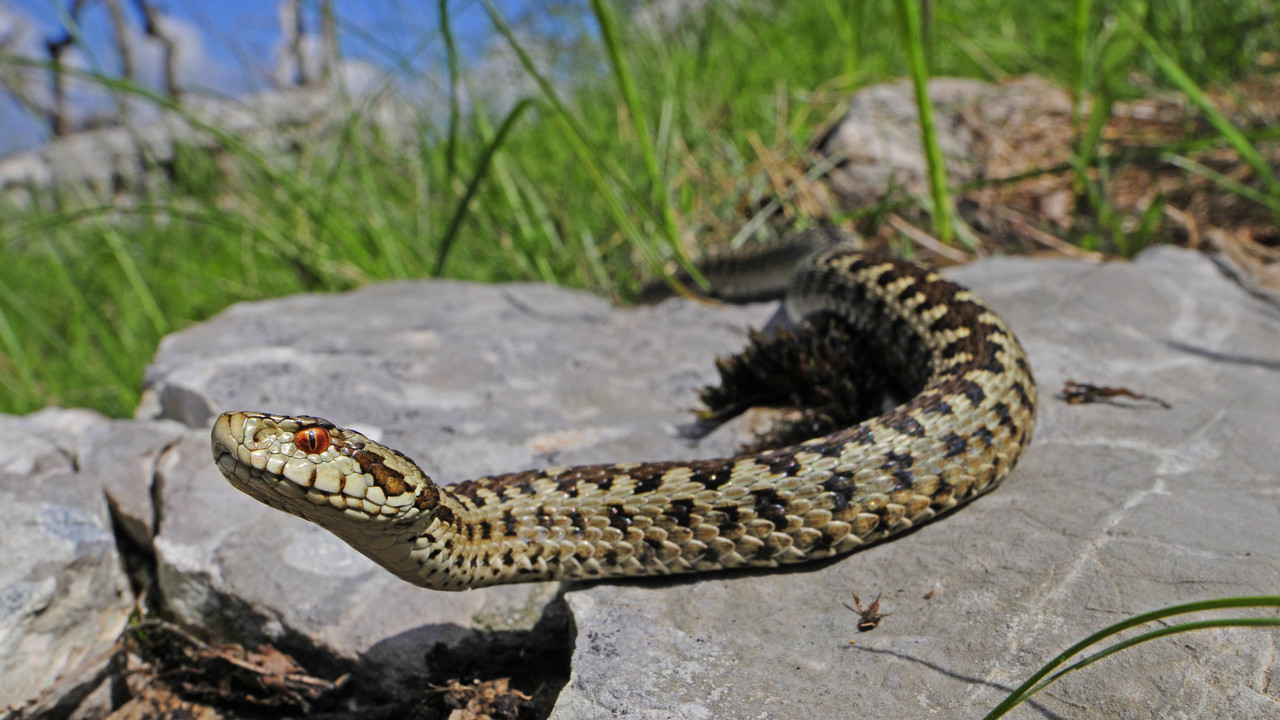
xmin=211 ymin=411 xmax=441 ymax=526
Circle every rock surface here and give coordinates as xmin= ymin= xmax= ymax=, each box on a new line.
xmin=139 ymin=280 xmax=776 ymax=695
xmin=78 ymin=418 xmax=189 ymax=550
xmin=551 ymin=248 xmax=1280 ymax=718
xmin=0 ymin=409 xmax=130 ymax=717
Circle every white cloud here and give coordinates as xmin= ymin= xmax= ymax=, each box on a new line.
xmin=271 ymin=31 xmax=390 ymax=97
xmin=0 ymin=4 xmax=52 ymax=108
xmin=131 ymin=13 xmax=218 ymax=92
xmin=460 ymin=27 xmax=553 ymax=118
xmin=0 ymin=5 xmax=43 ymax=57
xmin=0 ymin=5 xmax=54 ymax=151
xmin=0 ymin=3 xmax=246 ymax=151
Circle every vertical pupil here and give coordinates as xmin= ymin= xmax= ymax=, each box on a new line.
xmin=298 ymin=427 xmax=328 ymax=454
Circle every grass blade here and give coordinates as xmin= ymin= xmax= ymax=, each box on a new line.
xmin=983 ymin=596 xmax=1280 ymax=720
xmin=102 ymin=227 xmax=167 ymax=335
xmin=1070 ymin=0 xmax=1093 ymax=139
xmin=589 ymin=0 xmax=682 ymax=253
xmin=1162 ymin=152 xmax=1280 ymax=213
xmin=439 ymin=0 xmax=462 ymax=180
xmin=478 ymin=0 xmax=704 ymax=292
xmin=894 ymin=0 xmax=953 ymax=245
xmin=435 ymin=98 xmax=533 ymax=276
xmin=1019 ymin=617 xmax=1280 ymax=702
xmin=1122 ymin=15 xmax=1280 ymax=199
xmin=479 ymin=0 xmax=588 ymax=146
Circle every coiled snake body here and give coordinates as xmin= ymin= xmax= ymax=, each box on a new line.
xmin=211 ymin=246 xmax=1036 ymax=590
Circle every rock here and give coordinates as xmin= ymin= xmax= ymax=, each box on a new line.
xmin=0 ymin=407 xmax=111 ymax=474
xmin=142 ymin=280 xmax=776 ymax=695
xmin=0 ymin=411 xmax=133 ymax=715
xmin=816 ymin=75 xmax=1072 ymax=208
xmin=0 ymin=416 xmax=72 ymax=479
xmin=550 ymin=247 xmax=1280 ymax=718
xmin=0 ymin=87 xmax=417 ymax=205
xmin=0 ymin=411 xmax=195 ymax=717
xmin=77 ymin=419 xmax=189 ymax=550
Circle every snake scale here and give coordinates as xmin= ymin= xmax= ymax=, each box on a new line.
xmin=211 ymin=244 xmax=1036 ymax=591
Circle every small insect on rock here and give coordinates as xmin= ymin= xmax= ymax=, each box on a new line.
xmin=846 ymin=589 xmax=892 ymax=641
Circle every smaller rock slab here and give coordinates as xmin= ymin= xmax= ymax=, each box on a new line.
xmin=817 ymin=76 xmax=1072 ymax=208
xmin=0 ymin=409 xmax=132 ymax=715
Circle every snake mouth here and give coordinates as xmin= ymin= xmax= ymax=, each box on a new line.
xmin=210 ymin=414 xmax=249 ymax=486
xmin=210 ymin=411 xmax=335 ymax=513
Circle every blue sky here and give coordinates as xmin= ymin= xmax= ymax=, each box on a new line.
xmin=0 ymin=0 xmax=549 ymax=154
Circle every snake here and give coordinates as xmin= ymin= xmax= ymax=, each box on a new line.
xmin=210 ymin=243 xmax=1036 ymax=591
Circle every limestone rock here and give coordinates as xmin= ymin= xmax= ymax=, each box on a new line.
xmin=77 ymin=419 xmax=189 ymax=550
xmin=0 ymin=407 xmax=109 ymax=475
xmin=0 ymin=411 xmax=132 ymax=715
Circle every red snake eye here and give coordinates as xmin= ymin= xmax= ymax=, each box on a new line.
xmin=296 ymin=426 xmax=331 ymax=455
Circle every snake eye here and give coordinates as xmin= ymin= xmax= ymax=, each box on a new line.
xmin=295 ymin=426 xmax=331 ymax=454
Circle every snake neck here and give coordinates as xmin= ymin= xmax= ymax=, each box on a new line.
xmin=330 ymin=489 xmax=473 ymax=586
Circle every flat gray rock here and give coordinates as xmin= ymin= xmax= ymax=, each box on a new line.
xmin=142 ymin=280 xmax=776 ymax=694
xmin=551 ymin=247 xmax=1280 ymax=718
xmin=0 ymin=409 xmax=132 ymax=716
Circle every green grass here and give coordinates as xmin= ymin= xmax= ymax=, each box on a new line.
xmin=983 ymin=596 xmax=1280 ymax=719
xmin=0 ymin=0 xmax=1277 ymax=417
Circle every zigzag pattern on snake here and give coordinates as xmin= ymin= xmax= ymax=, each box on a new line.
xmin=211 ymin=245 xmax=1037 ymax=591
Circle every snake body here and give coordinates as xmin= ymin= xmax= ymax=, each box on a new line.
xmin=211 ymin=246 xmax=1036 ymax=590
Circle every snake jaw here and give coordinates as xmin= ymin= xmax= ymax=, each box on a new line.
xmin=211 ymin=411 xmax=443 ymax=528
